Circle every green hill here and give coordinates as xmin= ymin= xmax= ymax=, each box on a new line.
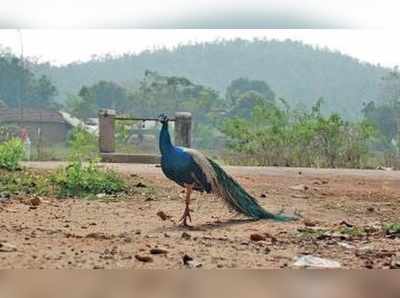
xmin=34 ymin=38 xmax=389 ymax=118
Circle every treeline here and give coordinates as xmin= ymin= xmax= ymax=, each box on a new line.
xmin=0 ymin=50 xmax=58 ymax=110
xmin=63 ymin=69 xmax=399 ymax=168
xmin=34 ymin=38 xmax=389 ymax=119
xmin=0 ymin=46 xmax=398 ymax=168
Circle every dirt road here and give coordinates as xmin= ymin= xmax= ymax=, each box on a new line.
xmin=0 ymin=162 xmax=399 ymax=269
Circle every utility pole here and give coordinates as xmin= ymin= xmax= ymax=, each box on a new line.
xmin=18 ymin=29 xmax=24 ymax=122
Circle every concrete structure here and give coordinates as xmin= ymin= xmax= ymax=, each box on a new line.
xmin=174 ymin=112 xmax=192 ymax=148
xmin=98 ymin=109 xmax=116 ymax=153
xmin=98 ymin=110 xmax=192 ymax=163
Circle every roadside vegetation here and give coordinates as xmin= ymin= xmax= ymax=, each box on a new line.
xmin=0 ymin=44 xmax=399 ymax=169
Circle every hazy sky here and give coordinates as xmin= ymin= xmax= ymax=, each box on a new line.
xmin=0 ymin=29 xmax=399 ymax=68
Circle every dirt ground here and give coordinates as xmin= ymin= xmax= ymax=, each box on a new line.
xmin=0 ymin=162 xmax=399 ymax=269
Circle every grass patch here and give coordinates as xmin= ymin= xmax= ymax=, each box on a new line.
xmin=297 ymin=227 xmax=328 ymax=239
xmin=0 ymin=169 xmax=50 ymax=196
xmin=337 ymin=226 xmax=367 ymax=237
xmin=0 ymin=159 xmax=159 ymax=200
xmin=384 ymin=223 xmax=400 ymax=236
xmin=50 ymin=160 xmax=126 ymax=197
xmin=0 ymin=138 xmax=24 ymax=171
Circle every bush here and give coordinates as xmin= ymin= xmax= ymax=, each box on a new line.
xmin=221 ymin=99 xmax=377 ymax=168
xmin=67 ymin=126 xmax=98 ymax=161
xmin=50 ymin=159 xmax=126 ymax=197
xmin=0 ymin=169 xmax=50 ymax=195
xmin=0 ymin=138 xmax=25 ymax=171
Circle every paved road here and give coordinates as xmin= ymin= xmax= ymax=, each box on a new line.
xmin=24 ymin=161 xmax=400 ymax=180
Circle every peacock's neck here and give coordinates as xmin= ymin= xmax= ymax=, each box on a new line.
xmin=159 ymin=122 xmax=174 ymax=156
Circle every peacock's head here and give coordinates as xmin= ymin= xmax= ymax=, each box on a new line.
xmin=158 ymin=113 xmax=169 ymax=124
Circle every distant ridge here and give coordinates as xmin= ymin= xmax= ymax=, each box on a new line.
xmin=34 ymin=38 xmax=389 ymax=118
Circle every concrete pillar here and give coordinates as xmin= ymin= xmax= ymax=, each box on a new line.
xmin=174 ymin=112 xmax=192 ymax=148
xmin=98 ymin=109 xmax=116 ymax=153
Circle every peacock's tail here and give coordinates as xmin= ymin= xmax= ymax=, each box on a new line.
xmin=207 ymin=158 xmax=297 ymax=221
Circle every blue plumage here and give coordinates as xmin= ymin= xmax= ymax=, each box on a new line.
xmin=158 ymin=114 xmax=297 ymax=226
xmin=159 ymin=120 xmax=211 ymax=192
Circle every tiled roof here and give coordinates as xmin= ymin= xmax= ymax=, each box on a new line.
xmin=0 ymin=108 xmax=66 ymax=123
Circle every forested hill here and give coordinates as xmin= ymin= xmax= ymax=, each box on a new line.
xmin=34 ymin=39 xmax=389 ymax=118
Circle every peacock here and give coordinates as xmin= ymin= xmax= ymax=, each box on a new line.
xmin=158 ymin=114 xmax=298 ymax=226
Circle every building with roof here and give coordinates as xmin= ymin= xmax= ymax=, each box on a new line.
xmin=0 ymin=108 xmax=74 ymax=143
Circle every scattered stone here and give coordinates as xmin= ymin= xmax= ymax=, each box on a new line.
xmin=30 ymin=197 xmax=41 ymax=206
xmin=289 ymin=184 xmax=309 ymax=191
xmin=250 ymin=233 xmax=266 ymax=242
xmin=339 ymin=220 xmax=353 ymax=228
xmin=93 ymin=265 xmax=105 ymax=269
xmin=264 ymin=233 xmax=278 ymax=244
xmin=145 ymin=197 xmax=154 ymax=202
xmin=367 ymin=207 xmax=375 ymax=213
xmin=135 ymin=182 xmax=147 ymax=188
xmin=260 ymin=193 xmax=267 ymax=198
xmin=313 ymin=179 xmax=329 ymax=185
xmin=0 ymin=242 xmax=17 ymax=252
xmin=96 ymin=193 xmax=106 ymax=199
xmin=182 ymin=254 xmax=202 ymax=268
xmin=364 ymin=259 xmax=374 ymax=269
xmin=182 ymin=254 xmax=193 ymax=265
xmin=181 ymin=232 xmax=191 ymax=240
xmin=156 ymin=211 xmax=169 ymax=221
xmin=293 ymin=255 xmax=341 ymax=268
xmin=304 ymin=219 xmax=317 ymax=227
xmin=135 ymin=254 xmax=153 ymax=263
xmin=150 ymin=248 xmax=168 ymax=255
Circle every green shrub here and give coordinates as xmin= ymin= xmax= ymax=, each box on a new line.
xmin=384 ymin=223 xmax=400 ymax=235
xmin=67 ymin=126 xmax=98 ymax=161
xmin=0 ymin=169 xmax=50 ymax=195
xmin=0 ymin=138 xmax=25 ymax=171
xmin=222 ymin=99 xmax=377 ymax=168
xmin=50 ymin=159 xmax=126 ymax=197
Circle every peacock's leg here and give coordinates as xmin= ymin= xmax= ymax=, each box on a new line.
xmin=179 ymin=184 xmax=193 ymax=227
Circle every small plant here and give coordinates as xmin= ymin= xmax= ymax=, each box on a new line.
xmin=67 ymin=126 xmax=98 ymax=161
xmin=0 ymin=138 xmax=24 ymax=171
xmin=0 ymin=169 xmax=50 ymax=195
xmin=337 ymin=226 xmax=367 ymax=238
xmin=384 ymin=223 xmax=400 ymax=236
xmin=50 ymin=159 xmax=126 ymax=197
xmin=297 ymin=227 xmax=328 ymax=240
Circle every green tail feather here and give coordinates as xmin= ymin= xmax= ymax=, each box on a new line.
xmin=208 ymin=159 xmax=297 ymax=222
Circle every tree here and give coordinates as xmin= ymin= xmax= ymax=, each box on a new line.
xmin=230 ymin=90 xmax=267 ymax=118
xmin=66 ymin=81 xmax=129 ymax=120
xmin=90 ymin=80 xmax=129 ymax=111
xmin=226 ymin=78 xmax=275 ymax=106
xmin=0 ymin=51 xmax=58 ymax=109
xmin=28 ymin=75 xmax=58 ymax=109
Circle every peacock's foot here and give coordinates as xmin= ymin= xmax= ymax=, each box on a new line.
xmin=179 ymin=207 xmax=192 ymax=227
